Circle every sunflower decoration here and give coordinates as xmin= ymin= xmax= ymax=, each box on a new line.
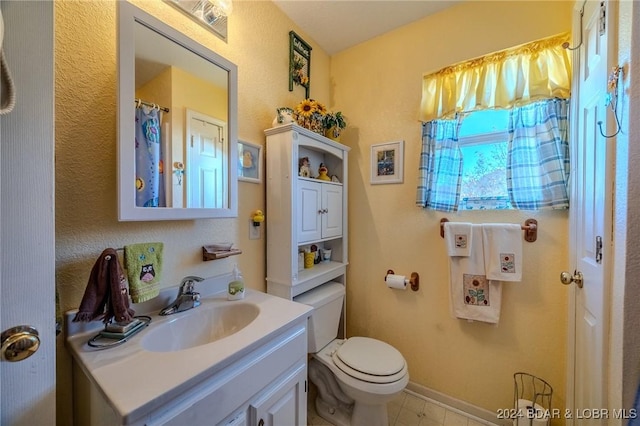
xmin=293 ymin=99 xmax=326 ymax=134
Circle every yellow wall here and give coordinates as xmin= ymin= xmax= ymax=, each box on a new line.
xmin=55 ymin=0 xmax=575 ymax=422
xmin=330 ymin=0 xmax=573 ymax=417
xmin=54 ymin=1 xmax=329 ymax=423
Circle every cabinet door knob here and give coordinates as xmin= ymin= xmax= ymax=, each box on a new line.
xmin=317 ymin=210 xmax=323 ymax=214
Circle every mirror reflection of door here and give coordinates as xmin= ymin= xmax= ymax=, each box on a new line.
xmin=185 ymin=110 xmax=227 ymax=208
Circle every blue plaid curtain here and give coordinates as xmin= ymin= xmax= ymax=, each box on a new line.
xmin=416 ymin=119 xmax=463 ymax=212
xmin=507 ymin=98 xmax=570 ymax=209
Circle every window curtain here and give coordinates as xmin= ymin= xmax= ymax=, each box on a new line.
xmin=420 ymin=32 xmax=571 ymax=122
xmin=507 ymin=98 xmax=570 ymax=209
xmin=416 ymin=119 xmax=463 ymax=212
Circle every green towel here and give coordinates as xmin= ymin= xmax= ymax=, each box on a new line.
xmin=124 ymin=242 xmax=163 ymax=303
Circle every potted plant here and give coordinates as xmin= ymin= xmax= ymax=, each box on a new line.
xmin=323 ymin=111 xmax=347 ymax=141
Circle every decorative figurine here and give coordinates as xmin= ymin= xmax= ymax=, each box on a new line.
xmin=299 ymin=157 xmax=311 ymax=177
xmin=317 ymin=163 xmax=331 ymax=181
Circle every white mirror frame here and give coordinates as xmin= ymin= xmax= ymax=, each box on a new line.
xmin=117 ymin=1 xmax=238 ymax=221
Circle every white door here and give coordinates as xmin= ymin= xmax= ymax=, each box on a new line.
xmin=0 ymin=2 xmax=56 ymax=424
xmin=322 ymin=184 xmax=343 ymax=239
xmin=297 ymin=180 xmax=322 ymax=243
xmin=186 ymin=111 xmax=227 ymax=208
xmin=568 ymin=0 xmax=613 ymax=422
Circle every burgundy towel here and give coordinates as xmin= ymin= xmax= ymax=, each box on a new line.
xmin=73 ymin=248 xmax=135 ymax=324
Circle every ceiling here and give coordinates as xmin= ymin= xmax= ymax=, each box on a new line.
xmin=271 ymin=0 xmax=464 ymax=55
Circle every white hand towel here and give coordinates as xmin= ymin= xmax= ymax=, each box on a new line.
xmin=449 ymin=225 xmax=502 ymax=324
xmin=443 ymin=222 xmax=472 ymax=257
xmin=482 ymin=224 xmax=523 ymax=282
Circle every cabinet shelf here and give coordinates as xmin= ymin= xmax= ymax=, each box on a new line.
xmin=297 ymin=261 xmax=345 ymax=282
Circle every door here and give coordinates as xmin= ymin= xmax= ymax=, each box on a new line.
xmin=322 ymin=184 xmax=343 ymax=239
xmin=568 ymin=0 xmax=613 ymax=422
xmin=0 ymin=2 xmax=56 ymax=424
xmin=249 ymin=363 xmax=307 ymax=426
xmin=298 ymin=179 xmax=322 ymax=243
xmin=186 ymin=111 xmax=227 ymax=208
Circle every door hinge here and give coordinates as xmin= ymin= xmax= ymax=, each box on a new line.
xmin=305 ymin=380 xmax=308 ymax=393
xmin=599 ymin=2 xmax=606 ymax=35
xmin=190 ymin=135 xmax=194 ymax=148
xmin=596 ymin=235 xmax=603 ymax=264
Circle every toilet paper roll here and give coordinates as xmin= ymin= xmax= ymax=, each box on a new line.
xmin=386 ymin=274 xmax=407 ymax=290
xmin=515 ymin=399 xmax=549 ymax=426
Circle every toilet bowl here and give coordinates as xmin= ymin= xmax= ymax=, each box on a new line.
xmin=294 ymin=282 xmax=409 ymax=426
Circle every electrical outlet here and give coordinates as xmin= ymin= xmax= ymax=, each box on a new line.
xmin=249 ymin=221 xmax=260 ymax=240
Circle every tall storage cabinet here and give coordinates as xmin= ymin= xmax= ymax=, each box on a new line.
xmin=265 ymin=124 xmax=350 ymax=300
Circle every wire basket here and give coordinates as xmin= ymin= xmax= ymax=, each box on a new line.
xmin=513 ymin=372 xmax=552 ymax=426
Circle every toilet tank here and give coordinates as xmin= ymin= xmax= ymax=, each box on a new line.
xmin=293 ymin=282 xmax=345 ymax=353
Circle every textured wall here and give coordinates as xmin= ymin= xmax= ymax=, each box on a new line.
xmin=330 ymin=0 xmax=572 ymax=418
xmin=54 ymin=1 xmax=330 ymax=423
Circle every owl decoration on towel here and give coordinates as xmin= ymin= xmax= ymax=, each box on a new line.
xmin=139 ymin=264 xmax=156 ymax=282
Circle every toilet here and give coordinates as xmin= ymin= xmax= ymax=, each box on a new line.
xmin=294 ymin=282 xmax=409 ymax=426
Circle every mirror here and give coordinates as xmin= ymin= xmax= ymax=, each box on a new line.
xmin=118 ymin=1 xmax=238 ymax=221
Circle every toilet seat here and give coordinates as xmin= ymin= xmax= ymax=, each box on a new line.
xmin=332 ymin=337 xmax=407 ymax=384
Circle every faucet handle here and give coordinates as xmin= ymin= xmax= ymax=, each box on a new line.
xmin=180 ymin=276 xmax=204 ymax=294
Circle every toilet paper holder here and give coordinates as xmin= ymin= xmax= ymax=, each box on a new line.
xmin=385 ymin=270 xmax=419 ymax=291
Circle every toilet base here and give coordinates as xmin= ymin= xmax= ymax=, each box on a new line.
xmin=351 ymin=402 xmax=389 ymax=426
xmin=314 ymin=396 xmax=351 ymax=426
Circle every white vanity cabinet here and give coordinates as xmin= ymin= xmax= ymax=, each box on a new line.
xmin=265 ymin=124 xmax=350 ymax=300
xmin=67 ymin=287 xmax=311 ymax=426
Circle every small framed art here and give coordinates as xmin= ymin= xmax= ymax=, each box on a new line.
xmin=370 ymin=140 xmax=404 ymax=185
xmin=238 ymin=140 xmax=262 ymax=183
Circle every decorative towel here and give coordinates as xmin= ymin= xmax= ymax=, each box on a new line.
xmin=73 ymin=248 xmax=135 ymax=324
xmin=124 ymin=242 xmax=163 ymax=303
xmin=449 ymin=225 xmax=502 ymax=324
xmin=443 ymin=221 xmax=472 ymax=257
xmin=482 ymin=224 xmax=523 ymax=282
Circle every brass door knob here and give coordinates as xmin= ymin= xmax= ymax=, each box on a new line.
xmin=1 ymin=325 xmax=40 ymax=362
xmin=560 ymin=270 xmax=584 ymax=288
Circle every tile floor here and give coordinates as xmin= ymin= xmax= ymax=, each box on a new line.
xmin=307 ymin=388 xmax=499 ymax=426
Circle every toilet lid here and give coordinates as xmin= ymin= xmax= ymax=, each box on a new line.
xmin=333 ymin=337 xmax=407 ymax=384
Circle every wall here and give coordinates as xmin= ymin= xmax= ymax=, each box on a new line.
xmin=330 ymin=0 xmax=573 ymax=418
xmin=54 ymin=1 xmax=330 ymax=423
xmin=614 ymin=0 xmax=640 ymax=416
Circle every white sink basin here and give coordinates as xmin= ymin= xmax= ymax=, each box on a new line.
xmin=141 ymin=303 xmax=260 ymax=352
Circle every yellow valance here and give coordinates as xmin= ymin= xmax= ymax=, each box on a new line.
xmin=420 ymin=32 xmax=572 ymax=122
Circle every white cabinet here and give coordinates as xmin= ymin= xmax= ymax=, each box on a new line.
xmin=297 ymin=179 xmax=343 ymax=243
xmin=265 ymin=124 xmax=350 ymax=300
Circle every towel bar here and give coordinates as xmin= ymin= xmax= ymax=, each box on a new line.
xmin=439 ymin=218 xmax=537 ymax=242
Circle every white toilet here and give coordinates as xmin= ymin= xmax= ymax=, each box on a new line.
xmin=294 ymin=282 xmax=409 ymax=426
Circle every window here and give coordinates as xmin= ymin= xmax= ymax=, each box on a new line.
xmin=458 ymin=109 xmax=510 ymax=210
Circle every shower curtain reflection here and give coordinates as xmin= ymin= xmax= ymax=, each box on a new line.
xmin=135 ymin=105 xmax=166 ymax=207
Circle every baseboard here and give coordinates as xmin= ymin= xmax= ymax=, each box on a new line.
xmin=405 ymin=381 xmax=510 ymax=426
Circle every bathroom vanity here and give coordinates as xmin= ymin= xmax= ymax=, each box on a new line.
xmin=67 ymin=282 xmax=311 ymax=426
xmin=264 ymin=124 xmax=350 ymax=300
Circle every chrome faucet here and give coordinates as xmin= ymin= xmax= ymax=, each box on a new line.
xmin=159 ymin=276 xmax=204 ymax=316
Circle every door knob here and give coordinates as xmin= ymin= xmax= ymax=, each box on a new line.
xmin=560 ymin=270 xmax=584 ymax=288
xmin=1 ymin=325 xmax=40 ymax=362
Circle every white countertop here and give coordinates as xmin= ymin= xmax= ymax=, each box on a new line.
xmin=66 ymin=279 xmax=312 ymax=424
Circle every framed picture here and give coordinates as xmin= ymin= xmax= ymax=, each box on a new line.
xmin=370 ymin=140 xmax=404 ymax=185
xmin=289 ymin=31 xmax=312 ymax=99
xmin=238 ymin=140 xmax=262 ymax=183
